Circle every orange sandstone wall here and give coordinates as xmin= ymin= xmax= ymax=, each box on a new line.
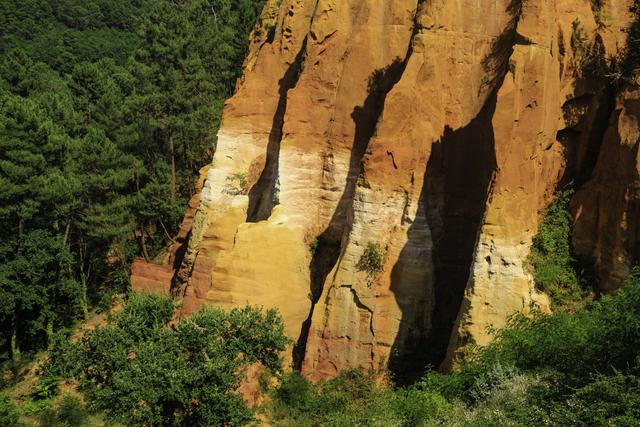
xmin=133 ymin=0 xmax=639 ymax=378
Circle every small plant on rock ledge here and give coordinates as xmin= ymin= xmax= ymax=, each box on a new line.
xmin=570 ymin=18 xmax=608 ymax=78
xmin=223 ymin=172 xmax=249 ymax=195
xmin=307 ymin=235 xmax=320 ymax=255
xmin=357 ymin=242 xmax=386 ymax=277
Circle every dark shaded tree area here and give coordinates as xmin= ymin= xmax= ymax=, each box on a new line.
xmin=0 ymin=0 xmax=265 ymax=368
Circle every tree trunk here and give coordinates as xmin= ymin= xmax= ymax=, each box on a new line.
xmin=80 ymin=279 xmax=89 ymax=319
xmin=141 ymin=230 xmax=151 ymax=262
xmin=159 ymin=219 xmax=176 ymax=243
xmin=78 ymin=244 xmax=89 ymax=319
xmin=46 ymin=318 xmax=54 ymax=347
xmin=10 ymin=319 xmax=20 ymax=366
xmin=63 ymin=221 xmax=71 ymax=247
xmin=169 ymin=128 xmax=176 ymax=202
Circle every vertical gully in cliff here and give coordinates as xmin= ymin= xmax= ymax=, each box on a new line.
xmin=388 ymin=0 xmax=524 ymax=383
xmin=387 ymin=89 xmax=501 ymax=384
xmin=292 ymin=0 xmax=426 ymax=370
xmin=558 ymin=60 xmax=616 ymax=187
xmin=246 ymin=37 xmax=309 ymax=222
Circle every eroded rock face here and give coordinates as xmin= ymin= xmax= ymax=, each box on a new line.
xmin=133 ymin=0 xmax=639 ymax=377
xmin=572 ymin=85 xmax=640 ymax=291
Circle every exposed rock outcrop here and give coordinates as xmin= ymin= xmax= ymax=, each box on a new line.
xmin=572 ymin=85 xmax=640 ymax=291
xmin=133 ymin=0 xmax=640 ymax=378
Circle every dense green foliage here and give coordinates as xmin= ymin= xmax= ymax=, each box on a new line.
xmin=44 ymin=293 xmax=288 ymax=426
xmin=37 ymin=394 xmax=89 ymax=427
xmin=0 ymin=0 xmax=265 ymax=368
xmin=528 ymin=188 xmax=594 ymax=309
xmin=0 ymin=396 xmax=22 ymax=427
xmin=269 ymin=370 xmax=458 ymax=426
xmin=269 ymin=268 xmax=640 ymax=426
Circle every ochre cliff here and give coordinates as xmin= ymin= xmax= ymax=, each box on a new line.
xmin=572 ymin=85 xmax=640 ymax=292
xmin=131 ymin=0 xmax=640 ymax=378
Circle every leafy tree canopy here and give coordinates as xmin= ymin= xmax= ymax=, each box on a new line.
xmin=44 ymin=293 xmax=288 ymax=426
xmin=0 ymin=0 xmax=265 ymax=368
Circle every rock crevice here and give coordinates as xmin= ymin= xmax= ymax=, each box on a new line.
xmin=246 ymin=35 xmax=309 ymax=222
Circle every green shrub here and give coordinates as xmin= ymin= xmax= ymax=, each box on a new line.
xmin=38 ymin=395 xmax=88 ymax=427
xmin=471 ymin=266 xmax=640 ymax=379
xmin=528 ymin=188 xmax=593 ymax=309
xmin=267 ymin=268 xmax=640 ymax=426
xmin=32 ymin=374 xmax=58 ymax=400
xmin=419 ymin=369 xmax=474 ymax=400
xmin=392 ymin=387 xmax=459 ymax=426
xmin=549 ymin=371 xmax=640 ymax=426
xmin=114 ymin=292 xmax=176 ymax=340
xmin=570 ymin=18 xmax=608 ymax=77
xmin=411 ymin=268 xmax=640 ymax=425
xmin=224 ymin=172 xmax=249 ymax=195
xmin=273 ymin=372 xmax=314 ymax=415
xmin=357 ymin=242 xmax=385 ymax=276
xmin=39 ymin=332 xmax=80 ymax=381
xmin=0 ymin=397 xmax=23 ymax=427
xmin=270 ymin=369 xmax=459 ymax=426
xmin=468 ymin=363 xmax=521 ymax=403
xmin=269 ymin=370 xmax=379 ymax=425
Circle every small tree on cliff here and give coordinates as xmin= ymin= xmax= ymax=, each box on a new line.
xmin=43 ymin=293 xmax=289 ymax=426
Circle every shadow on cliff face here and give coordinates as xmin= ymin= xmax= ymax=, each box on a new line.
xmin=388 ymin=91 xmax=499 ymax=384
xmin=480 ymin=0 xmax=522 ymax=90
xmin=556 ymin=84 xmax=614 ymax=189
xmin=246 ymin=37 xmax=308 ymax=223
xmin=388 ymin=0 xmax=524 ymax=383
xmin=292 ymin=58 xmax=410 ymax=369
xmin=567 ymin=3 xmax=640 ymax=290
xmin=293 ymin=0 xmax=429 ymax=370
xmin=572 ymin=102 xmax=640 ymax=290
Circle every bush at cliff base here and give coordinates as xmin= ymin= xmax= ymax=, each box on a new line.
xmin=42 ymin=293 xmax=288 ymax=426
xmin=269 ymin=267 xmax=640 ymax=426
xmin=528 ymin=188 xmax=594 ymax=309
